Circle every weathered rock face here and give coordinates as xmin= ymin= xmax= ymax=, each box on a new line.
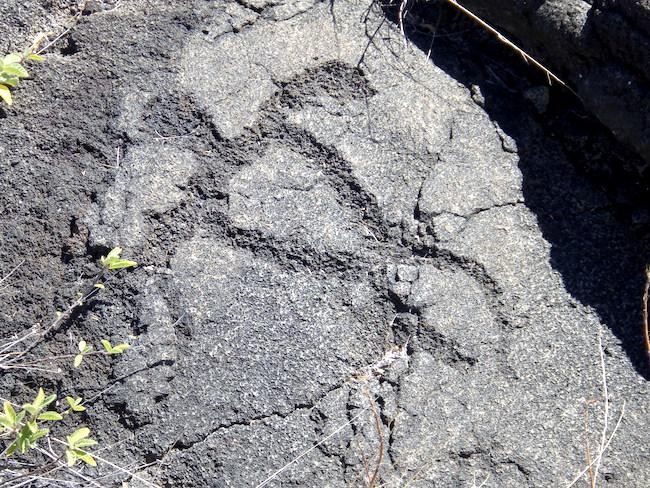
xmin=0 ymin=1 xmax=649 ymax=487
xmin=457 ymin=0 xmax=650 ymax=171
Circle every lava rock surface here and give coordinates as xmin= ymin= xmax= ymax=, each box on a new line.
xmin=1 ymin=1 xmax=649 ymax=487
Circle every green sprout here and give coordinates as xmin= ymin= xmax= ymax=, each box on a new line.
xmin=73 ymin=338 xmax=130 ymax=368
xmin=0 ymin=246 xmax=139 ymax=479
xmin=65 ymin=427 xmax=97 ymax=467
xmin=100 ymin=247 xmax=138 ymax=271
xmin=1 ymin=391 xmax=98 ymax=467
xmin=74 ymin=340 xmax=92 ymax=368
xmin=0 ymin=389 xmax=65 ymax=456
xmin=64 ymin=397 xmax=86 ymax=413
xmin=100 ymin=340 xmax=130 ymax=355
xmin=0 ymin=48 xmax=44 ymax=106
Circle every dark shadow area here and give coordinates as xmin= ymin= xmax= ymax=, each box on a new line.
xmin=381 ymin=1 xmax=650 ymax=377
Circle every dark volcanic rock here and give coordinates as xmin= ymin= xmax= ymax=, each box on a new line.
xmin=0 ymin=1 xmax=649 ymax=487
xmin=457 ymin=0 xmax=650 ymax=172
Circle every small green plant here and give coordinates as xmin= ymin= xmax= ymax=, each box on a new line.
xmin=74 ymin=339 xmax=92 ymax=367
xmin=0 ymin=335 xmax=129 ymax=467
xmin=0 ymin=246 xmax=138 ymax=483
xmin=0 ymin=248 xmax=137 ymax=486
xmin=0 ymin=48 xmax=44 ymax=105
xmin=100 ymin=247 xmax=138 ymax=271
xmin=74 ymin=337 xmax=129 ymax=368
xmin=0 ymin=388 xmax=97 ymax=467
xmin=0 ymin=389 xmax=56 ymax=456
xmin=64 ymin=427 xmax=97 ymax=467
xmin=101 ymin=339 xmax=130 ymax=355
xmin=64 ymin=396 xmax=86 ymax=412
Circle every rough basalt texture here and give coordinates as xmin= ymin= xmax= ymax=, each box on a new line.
xmin=457 ymin=0 xmax=650 ymax=171
xmin=0 ymin=1 xmax=649 ymax=487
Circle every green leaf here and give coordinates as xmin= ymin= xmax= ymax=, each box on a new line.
xmin=3 ymin=53 xmax=21 ymax=64
xmin=26 ymin=420 xmax=38 ymax=433
xmin=0 ymin=74 xmax=19 ymax=88
xmin=5 ymin=441 xmax=17 ymax=456
xmin=27 ymin=53 xmax=45 ymax=62
xmin=74 ymin=354 xmax=84 ymax=368
xmin=38 ymin=411 xmax=63 ymax=421
xmin=105 ymin=247 xmax=122 ymax=260
xmin=17 ymin=426 xmax=31 ymax=453
xmin=30 ymin=428 xmax=49 ymax=442
xmin=101 ymin=340 xmax=130 ymax=355
xmin=33 ymin=388 xmax=45 ymax=409
xmin=65 ymin=449 xmax=76 ymax=466
xmin=100 ymin=339 xmax=113 ymax=353
xmin=0 ymin=83 xmax=12 ymax=105
xmin=110 ymin=343 xmax=130 ymax=354
xmin=65 ymin=397 xmax=86 ymax=412
xmin=18 ymin=437 xmax=28 ymax=453
xmin=100 ymin=247 xmax=138 ymax=270
xmin=3 ymin=402 xmax=16 ymax=424
xmin=3 ymin=63 xmax=28 ymax=79
xmin=106 ymin=258 xmax=138 ymax=270
xmin=94 ymin=283 xmax=105 ymax=289
xmin=0 ymin=416 xmax=12 ymax=429
xmin=42 ymin=394 xmax=56 ymax=408
xmin=74 ymin=438 xmax=98 ymax=448
xmin=78 ymin=453 xmax=97 ymax=466
xmin=78 ymin=340 xmax=87 ymax=352
xmin=22 ymin=404 xmax=36 ymax=416
xmin=67 ymin=427 xmax=90 ymax=447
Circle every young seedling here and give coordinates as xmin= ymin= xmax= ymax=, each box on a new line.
xmin=100 ymin=247 xmax=138 ymax=271
xmin=74 ymin=340 xmax=92 ymax=368
xmin=65 ymin=427 xmax=97 ymax=467
xmin=0 ymin=247 xmax=138 ymax=375
xmin=0 ymin=48 xmax=44 ymax=105
xmin=91 ymin=247 xmax=137 ymax=290
xmin=0 ymin=247 xmax=140 ymax=484
xmin=1 ymin=391 xmax=99 ymax=471
xmin=100 ymin=340 xmax=130 ymax=355
xmin=64 ymin=396 xmax=86 ymax=413
xmin=73 ymin=338 xmax=130 ymax=368
xmin=0 ymin=389 xmax=64 ymax=456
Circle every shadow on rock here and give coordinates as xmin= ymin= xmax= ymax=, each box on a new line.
xmin=384 ymin=2 xmax=650 ymax=378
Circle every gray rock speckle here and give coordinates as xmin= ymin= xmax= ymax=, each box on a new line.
xmin=228 ymin=145 xmax=364 ymax=253
xmin=4 ymin=0 xmax=646 ymax=486
xmin=88 ymin=144 xmax=197 ymax=250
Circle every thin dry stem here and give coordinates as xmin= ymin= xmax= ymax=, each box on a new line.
xmin=591 ymin=328 xmax=609 ymax=486
xmin=49 ymin=437 xmax=161 ymax=488
xmin=0 ymin=260 xmax=25 ymax=289
xmin=398 ymin=0 xmax=408 ymax=44
xmin=0 ymin=268 xmax=124 ymax=371
xmin=566 ymin=328 xmax=624 ymax=488
xmin=33 ymin=1 xmax=87 ymax=55
xmin=642 ymin=265 xmax=650 ymax=361
xmin=255 ymin=406 xmax=371 ymax=488
xmin=364 ymin=391 xmax=385 ymax=488
xmin=442 ymin=0 xmax=571 ymax=92
xmin=565 ymin=402 xmax=625 ymax=488
xmin=583 ymin=405 xmax=595 ymax=488
xmin=470 ymin=473 xmax=490 ymax=488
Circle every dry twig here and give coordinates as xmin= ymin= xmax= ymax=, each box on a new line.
xmin=642 ymin=265 xmax=650 ymax=361
xmin=566 ymin=328 xmax=625 ymax=488
xmin=363 ymin=391 xmax=385 ymax=488
xmin=255 ymin=405 xmax=372 ymax=488
xmin=396 ymin=0 xmax=571 ymax=91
